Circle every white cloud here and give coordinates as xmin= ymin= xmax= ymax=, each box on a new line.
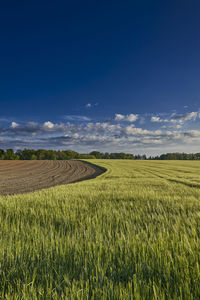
xmin=151 ymin=111 xmax=199 ymax=125
xmin=114 ymin=114 xmax=124 ymax=121
xmin=85 ymin=102 xmax=99 ymax=109
xmin=151 ymin=116 xmax=161 ymax=122
xmin=85 ymin=103 xmax=91 ymax=108
xmin=72 ymin=133 xmax=79 ymax=139
xmin=114 ymin=113 xmax=138 ymax=122
xmin=123 ymin=125 xmax=162 ymax=136
xmin=171 ymin=111 xmax=198 ymax=123
xmin=127 ymin=114 xmax=138 ymax=122
xmin=11 ymin=122 xmax=19 ymax=128
xmin=43 ymin=121 xmax=54 ymax=129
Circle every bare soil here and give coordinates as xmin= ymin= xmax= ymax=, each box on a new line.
xmin=0 ymin=160 xmax=104 ymax=195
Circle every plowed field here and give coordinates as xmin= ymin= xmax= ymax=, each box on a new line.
xmin=0 ymin=160 xmax=104 ymax=195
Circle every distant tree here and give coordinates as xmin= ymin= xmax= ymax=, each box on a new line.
xmin=63 ymin=150 xmax=80 ymax=159
xmin=15 ymin=149 xmax=23 ymax=159
xmin=103 ymin=152 xmax=110 ymax=159
xmin=109 ymin=152 xmax=134 ymax=159
xmin=153 ymin=152 xmax=200 ymax=160
xmin=45 ymin=150 xmax=57 ymax=160
xmin=20 ymin=149 xmax=36 ymax=160
xmin=135 ymin=155 xmax=142 ymax=160
xmin=4 ymin=149 xmax=18 ymax=160
xmin=36 ymin=149 xmax=47 ymax=160
xmin=56 ymin=151 xmax=67 ymax=160
xmin=79 ymin=154 xmax=96 ymax=159
xmin=0 ymin=149 xmax=5 ymax=160
xmin=30 ymin=154 xmax=37 ymax=160
xmin=89 ymin=151 xmax=104 ymax=159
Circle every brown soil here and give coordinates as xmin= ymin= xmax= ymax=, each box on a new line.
xmin=0 ymin=160 xmax=104 ymax=195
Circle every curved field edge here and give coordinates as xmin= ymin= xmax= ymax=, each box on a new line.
xmin=75 ymin=159 xmax=107 ymax=181
xmin=0 ymin=160 xmax=106 ymax=196
xmin=0 ymin=160 xmax=200 ymax=299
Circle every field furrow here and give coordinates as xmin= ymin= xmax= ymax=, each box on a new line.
xmin=0 ymin=160 xmax=104 ymax=195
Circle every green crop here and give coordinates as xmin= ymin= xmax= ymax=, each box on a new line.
xmin=0 ymin=160 xmax=200 ymax=299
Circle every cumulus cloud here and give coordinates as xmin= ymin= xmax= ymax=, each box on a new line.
xmin=114 ymin=113 xmax=138 ymax=122
xmin=11 ymin=122 xmax=19 ymax=128
xmin=151 ymin=116 xmax=162 ymax=122
xmin=43 ymin=121 xmax=54 ymax=129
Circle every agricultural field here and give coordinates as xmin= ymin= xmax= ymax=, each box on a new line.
xmin=0 ymin=160 xmax=200 ymax=299
xmin=0 ymin=160 xmax=104 ymax=195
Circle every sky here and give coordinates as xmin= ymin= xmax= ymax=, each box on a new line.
xmin=1 ymin=0 xmax=200 ymax=155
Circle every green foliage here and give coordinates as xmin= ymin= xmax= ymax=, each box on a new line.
xmin=3 ymin=149 xmax=19 ymax=160
xmin=1 ymin=149 xmax=200 ymax=160
xmin=89 ymin=151 xmax=135 ymax=159
xmin=0 ymin=160 xmax=200 ymax=299
xmin=110 ymin=152 xmax=134 ymax=159
xmin=0 ymin=149 xmax=5 ymax=159
xmin=89 ymin=151 xmax=104 ymax=158
xmin=0 ymin=149 xmax=136 ymax=160
xmin=154 ymin=152 xmax=200 ymax=160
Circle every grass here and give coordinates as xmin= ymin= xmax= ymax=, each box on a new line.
xmin=0 ymin=159 xmax=200 ymax=299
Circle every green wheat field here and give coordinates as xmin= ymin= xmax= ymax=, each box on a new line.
xmin=0 ymin=160 xmax=200 ymax=299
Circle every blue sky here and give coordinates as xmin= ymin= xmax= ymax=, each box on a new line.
xmin=1 ymin=0 xmax=200 ymax=154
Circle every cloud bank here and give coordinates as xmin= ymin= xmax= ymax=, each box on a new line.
xmin=0 ymin=110 xmax=200 ymax=155
xmin=151 ymin=111 xmax=199 ymax=124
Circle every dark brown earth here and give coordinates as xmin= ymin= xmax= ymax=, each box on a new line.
xmin=0 ymin=160 xmax=104 ymax=195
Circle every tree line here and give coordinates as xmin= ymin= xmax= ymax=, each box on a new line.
xmin=152 ymin=152 xmax=200 ymax=160
xmin=0 ymin=149 xmax=200 ymax=160
xmin=0 ymin=149 xmax=135 ymax=160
